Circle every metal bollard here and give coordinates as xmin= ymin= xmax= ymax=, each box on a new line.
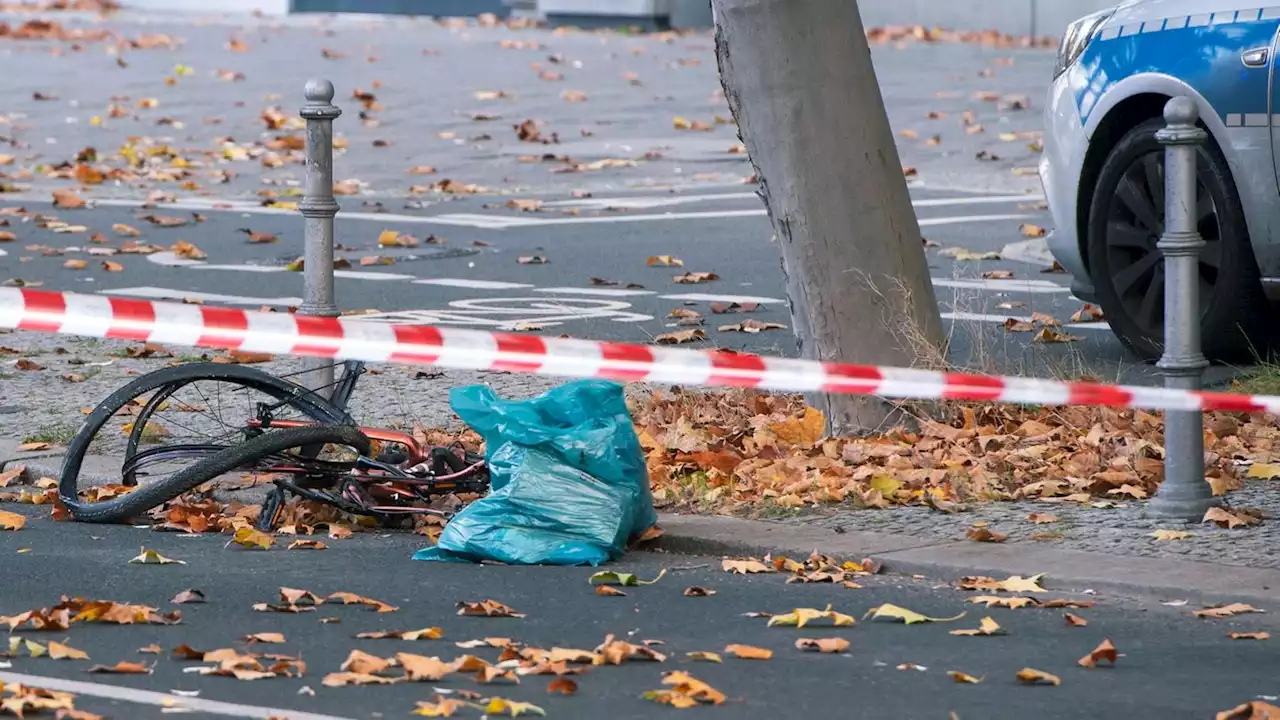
xmin=1146 ymin=97 xmax=1218 ymax=520
xmin=297 ymin=79 xmax=342 ymax=398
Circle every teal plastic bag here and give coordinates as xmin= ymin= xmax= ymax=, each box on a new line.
xmin=413 ymin=379 xmax=657 ymax=566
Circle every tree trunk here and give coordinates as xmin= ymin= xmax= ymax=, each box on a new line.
xmin=711 ymin=0 xmax=945 ymax=435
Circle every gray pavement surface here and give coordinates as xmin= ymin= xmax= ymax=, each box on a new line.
xmin=0 ymin=7 xmax=1209 ymax=386
xmin=2 ymin=507 xmax=1280 ymax=720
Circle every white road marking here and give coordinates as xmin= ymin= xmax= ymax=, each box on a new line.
xmin=101 ymin=286 xmax=302 ymax=306
xmin=413 ymin=278 xmax=534 ymax=290
xmin=196 ymin=264 xmax=288 ymax=273
xmin=358 ymin=297 xmax=653 ymax=328
xmin=942 ymin=310 xmax=1111 ymax=331
xmin=542 ymin=192 xmax=1042 ymax=211
xmin=660 ymin=292 xmax=787 ymax=304
xmin=918 ymin=213 xmax=1034 ymax=227
xmin=333 ymin=270 xmax=418 ymax=281
xmin=0 ymin=671 xmax=356 ymax=720
xmin=933 ymin=278 xmax=1072 ymax=294
xmin=534 ymin=286 xmax=656 ymax=297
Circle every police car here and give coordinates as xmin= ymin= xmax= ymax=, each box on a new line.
xmin=1042 ymin=0 xmax=1280 ymax=360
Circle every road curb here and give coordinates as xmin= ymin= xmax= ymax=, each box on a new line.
xmin=655 ymin=513 xmax=1280 ymax=604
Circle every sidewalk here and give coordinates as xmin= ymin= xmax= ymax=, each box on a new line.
xmin=10 ymin=434 xmax=1280 ymax=605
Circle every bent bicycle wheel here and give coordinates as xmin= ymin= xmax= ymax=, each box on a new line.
xmin=59 ymin=363 xmax=355 ymax=523
xmin=60 ymin=424 xmax=371 ymax=524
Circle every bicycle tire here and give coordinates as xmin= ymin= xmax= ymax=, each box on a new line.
xmin=119 ymin=364 xmax=349 ymax=485
xmin=60 ymin=364 xmax=354 ymax=519
xmin=63 ymin=424 xmax=372 ymax=524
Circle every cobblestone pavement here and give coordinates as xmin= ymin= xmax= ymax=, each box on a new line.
xmin=779 ymin=484 xmax=1280 ymax=570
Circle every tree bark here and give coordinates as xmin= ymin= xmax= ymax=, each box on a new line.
xmin=711 ymin=0 xmax=945 ymax=435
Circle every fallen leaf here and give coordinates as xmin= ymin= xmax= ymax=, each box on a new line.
xmin=723 ymin=644 xmax=772 ymax=660
xmin=87 ymin=661 xmax=152 ymax=674
xmin=1246 ymin=463 xmax=1280 ymax=479
xmin=1195 ymin=603 xmax=1265 ymax=619
xmin=644 ymin=671 xmax=726 ymax=707
xmin=240 ymin=229 xmax=278 ymax=244
xmin=1064 ymin=612 xmax=1088 ymax=627
xmin=595 ymin=586 xmax=626 ymax=597
xmin=53 ymin=189 xmax=87 ymax=209
xmin=322 ymin=671 xmax=399 ymax=687
xmin=1151 ymin=529 xmax=1190 ymax=541
xmin=647 ymin=255 xmax=684 ymax=267
xmin=718 ymin=319 xmax=786 ymax=333
xmin=129 ymin=547 xmax=185 ymax=565
xmin=723 ymin=559 xmax=774 ymax=574
xmin=1025 ymin=513 xmax=1059 ymax=524
xmin=0 ymin=509 xmax=26 ymax=531
xmin=1016 ymin=668 xmax=1061 ymax=686
xmin=1078 ymin=638 xmax=1118 ymax=667
xmin=949 ymin=671 xmax=983 ymax=684
xmin=356 ymin=627 xmax=442 ymax=641
xmin=967 ymin=596 xmax=1038 ymax=609
xmin=1020 ymin=224 xmax=1047 ymax=238
xmin=685 ymin=651 xmax=722 ymax=663
xmin=957 ymin=574 xmax=1047 ymax=593
xmin=48 ymin=641 xmax=89 ymax=660
xmin=457 ymin=600 xmax=525 ymax=618
xmin=171 ymin=589 xmax=205 ymax=604
xmin=950 ymin=617 xmax=1004 ymax=636
xmin=484 ymin=698 xmax=546 ymax=717
xmin=966 ymin=526 xmax=1007 ymax=543
xmin=794 ymin=638 xmax=849 ymax=654
xmin=518 ymin=255 xmax=548 ymax=265
xmin=1217 ymin=701 xmax=1280 ymax=720
xmin=654 ymin=329 xmax=706 ymax=345
xmin=1228 ymin=632 xmax=1270 ymax=640
xmin=1203 ymin=507 xmax=1264 ymax=529
xmin=547 ymin=676 xmax=578 ymax=695
xmin=768 ymin=605 xmax=857 ymax=628
xmin=397 ymin=652 xmax=455 ymax=681
xmin=683 ymin=587 xmax=716 ymax=597
xmin=1033 ymin=326 xmax=1082 ymax=343
xmin=229 ymin=526 xmax=274 ymax=550
xmin=938 ymin=247 xmax=1001 ymax=261
xmin=897 ymin=663 xmax=927 ymax=671
xmin=287 ymin=539 xmax=327 ymax=550
xmin=63 ymin=259 xmax=88 ymax=270
xmin=1071 ymin=303 xmax=1105 ymax=323
xmin=589 ymin=569 xmax=667 ymax=586
xmin=673 ymin=271 xmax=719 ymax=284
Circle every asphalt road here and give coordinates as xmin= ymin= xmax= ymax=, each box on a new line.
xmin=0 ymin=11 xmax=1234 ymax=386
xmin=1 ymin=505 xmax=1278 ymax=720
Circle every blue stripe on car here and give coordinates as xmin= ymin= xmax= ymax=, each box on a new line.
xmin=1076 ymin=9 xmax=1280 ymax=126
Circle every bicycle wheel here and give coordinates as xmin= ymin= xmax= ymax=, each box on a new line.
xmin=60 ymin=364 xmax=354 ymax=520
xmin=62 ymin=424 xmax=371 ymax=524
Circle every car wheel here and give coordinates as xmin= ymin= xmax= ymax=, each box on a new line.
xmin=1086 ymin=116 xmax=1270 ymax=361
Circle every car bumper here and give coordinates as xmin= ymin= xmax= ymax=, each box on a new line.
xmin=1040 ymin=70 xmax=1093 ymax=294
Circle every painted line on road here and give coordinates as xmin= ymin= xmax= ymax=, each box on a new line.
xmin=102 ymin=287 xmax=303 ymax=306
xmin=933 ymin=278 xmax=1072 ymax=294
xmin=942 ymin=310 xmax=1111 ymax=331
xmin=659 ymin=292 xmax=786 ymax=304
xmin=534 ymin=286 xmax=656 ymax=297
xmin=0 ymin=671 xmax=357 ymax=720
xmin=541 ymin=192 xmax=1043 ymax=211
xmin=413 ymin=278 xmax=534 ymax=290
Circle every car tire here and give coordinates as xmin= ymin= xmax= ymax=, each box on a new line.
xmin=1086 ymin=116 xmax=1270 ymax=362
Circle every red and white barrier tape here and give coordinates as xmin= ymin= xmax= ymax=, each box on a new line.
xmin=0 ymin=287 xmax=1274 ymax=414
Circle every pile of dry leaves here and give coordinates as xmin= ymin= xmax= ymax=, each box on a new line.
xmin=630 ymin=389 xmax=1276 ymax=515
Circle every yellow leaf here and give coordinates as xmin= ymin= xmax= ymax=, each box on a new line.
xmin=864 ymin=603 xmax=965 ymax=624
xmin=1228 ymin=632 xmax=1270 ymax=640
xmin=869 ymin=475 xmax=902 ymax=496
xmin=25 ymin=639 xmax=48 ymax=657
xmin=49 ymin=640 xmax=89 ymax=660
xmin=967 ymin=596 xmax=1038 ymax=609
xmin=949 ymin=670 xmax=983 ymax=684
xmin=484 ymin=698 xmax=546 ymax=717
xmin=1016 ymin=667 xmax=1061 ymax=686
xmin=1247 ymin=463 xmax=1280 ymax=479
xmin=767 ymin=605 xmax=855 ymax=628
xmin=230 ymin=526 xmax=274 ymax=550
xmin=1150 ymin=529 xmax=1190 ymax=541
xmin=0 ymin=509 xmax=26 ymax=531
xmin=950 ymin=617 xmax=1004 ymax=636
xmin=128 ymin=546 xmax=185 ymax=565
xmin=686 ymin=651 xmax=722 ymax=663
